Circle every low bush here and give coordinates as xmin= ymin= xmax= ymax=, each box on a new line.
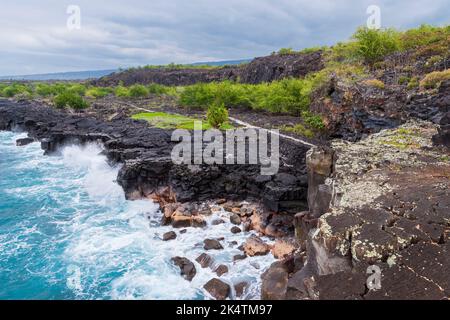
xmin=398 ymin=76 xmax=410 ymax=85
xmin=85 ymin=87 xmax=111 ymax=98
xmin=281 ymin=123 xmax=315 ymax=138
xmin=425 ymin=55 xmax=443 ymax=67
xmin=407 ymin=77 xmax=420 ymax=90
xmin=207 ymin=101 xmax=229 ymax=128
xmin=400 ymin=24 xmax=450 ymax=51
xmin=352 ymin=27 xmax=401 ymax=64
xmin=114 ymin=85 xmax=130 ymax=97
xmin=1 ymin=83 xmax=31 ymax=97
xmin=67 ymin=84 xmax=87 ymax=96
xmin=301 ymin=111 xmax=325 ymax=130
xmin=179 ymin=78 xmax=316 ymax=115
xmin=363 ymin=79 xmax=385 ymax=89
xmin=420 ymin=69 xmax=450 ymax=89
xmin=128 ymin=84 xmax=149 ymax=98
xmin=179 ymin=83 xmax=216 ymax=109
xmin=53 ymin=92 xmax=89 ymax=109
xmin=277 ymin=48 xmax=296 ymax=55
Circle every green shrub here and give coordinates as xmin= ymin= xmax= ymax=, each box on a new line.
xmin=352 ymin=27 xmax=401 ymax=64
xmin=277 ymin=48 xmax=296 ymax=55
xmin=85 ymin=87 xmax=111 ymax=98
xmin=128 ymin=84 xmax=149 ymax=98
xmin=253 ymin=78 xmax=311 ymax=114
xmin=407 ymin=77 xmax=419 ymax=90
xmin=302 ymin=111 xmax=325 ymax=130
xmin=179 ymin=78 xmax=315 ymax=115
xmin=363 ymin=79 xmax=385 ymax=89
xmin=147 ymin=83 xmax=176 ymax=95
xmin=1 ymin=83 xmax=31 ymax=97
xmin=298 ymin=46 xmax=325 ymax=54
xmin=281 ymin=123 xmax=315 ymax=138
xmin=114 ymin=85 xmax=130 ymax=97
xmin=67 ymin=84 xmax=87 ymax=96
xmin=53 ymin=92 xmax=89 ymax=109
xmin=400 ymin=24 xmax=450 ymax=50
xmin=214 ymin=81 xmax=252 ymax=109
xmin=398 ymin=76 xmax=410 ymax=85
xmin=34 ymin=83 xmax=69 ymax=97
xmin=425 ymin=55 xmax=443 ymax=66
xmin=35 ymin=83 xmax=56 ymax=97
xmin=420 ymin=69 xmax=450 ymax=89
xmin=179 ymin=83 xmax=216 ymax=109
xmin=207 ymin=101 xmax=229 ymax=128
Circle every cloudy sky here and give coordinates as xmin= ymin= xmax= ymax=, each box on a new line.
xmin=0 ymin=0 xmax=448 ymax=76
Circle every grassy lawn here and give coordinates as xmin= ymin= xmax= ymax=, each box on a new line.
xmin=131 ymin=112 xmax=233 ymax=130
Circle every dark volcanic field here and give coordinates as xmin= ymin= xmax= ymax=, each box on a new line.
xmin=0 ymin=99 xmax=311 ymax=213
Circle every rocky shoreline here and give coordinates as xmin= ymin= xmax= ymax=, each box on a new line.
xmin=0 ymin=98 xmax=311 ymax=299
xmin=1 ymin=94 xmax=449 ymax=299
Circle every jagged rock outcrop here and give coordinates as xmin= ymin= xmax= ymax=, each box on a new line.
xmin=264 ymin=121 xmax=449 ymax=300
xmin=311 ymin=77 xmax=450 ymax=141
xmin=92 ymin=52 xmax=324 ymax=87
xmin=0 ymin=99 xmax=310 ymax=213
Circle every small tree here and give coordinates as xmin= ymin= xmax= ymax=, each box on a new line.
xmin=53 ymin=92 xmax=89 ymax=109
xmin=352 ymin=27 xmax=400 ymax=65
xmin=207 ymin=100 xmax=229 ymax=128
xmin=129 ymin=84 xmax=149 ymax=98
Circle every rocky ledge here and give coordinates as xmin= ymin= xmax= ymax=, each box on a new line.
xmin=263 ymin=120 xmax=449 ymax=300
xmin=0 ymin=99 xmax=311 ymax=230
xmin=92 ymin=51 xmax=324 ymax=87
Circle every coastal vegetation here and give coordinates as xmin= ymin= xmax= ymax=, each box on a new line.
xmin=131 ymin=111 xmax=232 ymax=130
xmin=0 ymin=24 xmax=448 ymax=134
xmin=206 ymin=101 xmax=229 ymax=128
xmin=53 ymin=91 xmax=89 ymax=109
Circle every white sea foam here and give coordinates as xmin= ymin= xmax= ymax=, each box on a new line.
xmin=0 ymin=132 xmax=275 ymax=300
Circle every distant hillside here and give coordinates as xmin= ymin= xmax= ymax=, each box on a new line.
xmin=91 ymin=54 xmax=323 ymax=87
xmin=0 ymin=69 xmax=117 ymax=81
xmin=0 ymin=60 xmax=251 ymax=81
xmin=191 ymin=59 xmax=251 ymax=66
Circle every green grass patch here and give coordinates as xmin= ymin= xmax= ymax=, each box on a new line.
xmin=131 ymin=112 xmax=233 ymax=130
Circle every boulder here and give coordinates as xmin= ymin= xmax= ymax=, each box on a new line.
xmin=204 ymin=239 xmax=224 ymax=250
xmin=171 ymin=257 xmax=196 ymax=281
xmin=204 ymin=278 xmax=231 ymax=300
xmin=271 ymin=240 xmax=297 ymax=259
xmin=195 ymin=253 xmax=214 ymax=268
xmin=16 ymin=137 xmax=34 ymax=146
xmin=233 ymin=254 xmax=247 ymax=262
xmin=212 ymin=219 xmax=225 ymax=225
xmin=214 ymin=265 xmax=229 ymax=277
xmin=163 ymin=231 xmax=177 ymax=241
xmin=261 ymin=261 xmax=289 ymax=300
xmin=243 ymin=236 xmax=270 ymax=256
xmin=230 ymin=226 xmax=242 ymax=234
xmin=230 ymin=213 xmax=241 ymax=225
xmin=234 ymin=282 xmax=249 ymax=298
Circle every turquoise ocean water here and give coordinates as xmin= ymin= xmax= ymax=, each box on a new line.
xmin=0 ymin=131 xmax=273 ymax=300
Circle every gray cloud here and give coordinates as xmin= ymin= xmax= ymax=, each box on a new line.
xmin=0 ymin=0 xmax=447 ymax=76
